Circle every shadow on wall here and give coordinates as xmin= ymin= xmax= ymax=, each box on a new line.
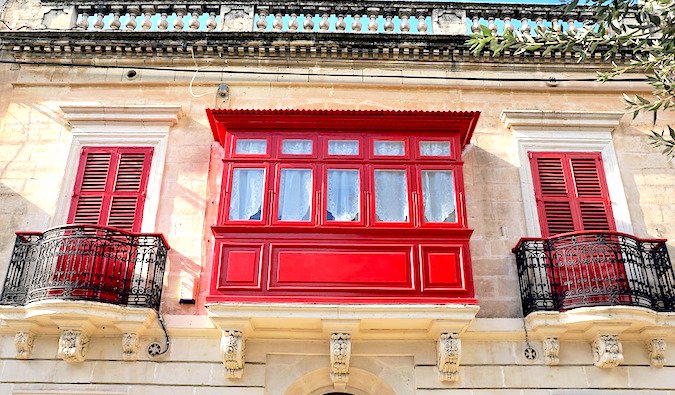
xmin=463 ymin=145 xmax=527 ymax=318
xmin=0 ymin=181 xmax=50 ymax=288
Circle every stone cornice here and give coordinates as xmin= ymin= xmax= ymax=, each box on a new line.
xmin=0 ymin=31 xmax=625 ymax=66
xmin=60 ymin=104 xmax=184 ymax=126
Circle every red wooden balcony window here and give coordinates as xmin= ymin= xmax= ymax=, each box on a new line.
xmin=206 ymin=109 xmax=480 ymax=304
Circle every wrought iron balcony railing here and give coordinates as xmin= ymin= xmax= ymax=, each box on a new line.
xmin=514 ymin=231 xmax=675 ymax=316
xmin=0 ymin=225 xmax=169 ymax=311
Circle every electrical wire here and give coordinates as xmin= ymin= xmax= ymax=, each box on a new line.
xmin=0 ymin=59 xmax=650 ymax=83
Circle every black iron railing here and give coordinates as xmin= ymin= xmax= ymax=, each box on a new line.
xmin=514 ymin=231 xmax=675 ymax=316
xmin=0 ymin=225 xmax=168 ymax=311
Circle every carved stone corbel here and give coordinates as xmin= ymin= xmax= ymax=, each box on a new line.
xmin=122 ymin=332 xmax=140 ymax=361
xmin=437 ymin=332 xmax=461 ymax=382
xmin=592 ymin=334 xmax=623 ymax=368
xmin=15 ymin=331 xmax=36 ymax=359
xmin=647 ymin=338 xmax=666 ymax=368
xmin=221 ymin=330 xmax=245 ymax=378
xmin=543 ymin=337 xmax=560 ymax=366
xmin=58 ymin=329 xmax=90 ymax=362
xmin=329 ymin=333 xmax=351 ymax=388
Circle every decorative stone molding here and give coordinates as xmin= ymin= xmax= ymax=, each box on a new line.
xmin=58 ymin=330 xmax=90 ymax=362
xmin=122 ymin=333 xmax=140 ymax=361
xmin=206 ymin=303 xmax=479 ymax=340
xmin=437 ymin=332 xmax=461 ymax=382
xmin=543 ymin=337 xmax=560 ymax=366
xmin=592 ymin=334 xmax=624 ymax=368
xmin=647 ymin=338 xmax=666 ymax=368
xmin=14 ymin=331 xmax=35 ymax=359
xmin=329 ymin=333 xmax=352 ymax=389
xmin=503 ymin=110 xmax=631 ymax=237
xmin=221 ymin=330 xmax=245 ymax=379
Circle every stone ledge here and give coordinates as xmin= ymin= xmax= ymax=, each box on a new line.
xmin=206 ymin=303 xmax=480 ymax=340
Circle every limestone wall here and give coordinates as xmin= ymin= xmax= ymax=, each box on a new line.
xmin=0 ymin=326 xmax=673 ymax=393
xmin=1 ymin=62 xmax=673 ymax=318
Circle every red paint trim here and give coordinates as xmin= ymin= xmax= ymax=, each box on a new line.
xmin=530 ymin=151 xmax=616 ymax=237
xmin=67 ymin=147 xmax=153 ymax=232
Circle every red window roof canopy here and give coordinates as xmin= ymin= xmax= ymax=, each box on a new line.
xmin=206 ymin=109 xmax=480 ymax=149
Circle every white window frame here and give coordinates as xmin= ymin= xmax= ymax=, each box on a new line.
xmin=54 ymin=105 xmax=183 ymax=233
xmin=501 ymin=110 xmax=632 ymax=237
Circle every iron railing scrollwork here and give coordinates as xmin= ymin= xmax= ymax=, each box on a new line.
xmin=0 ymin=225 xmax=168 ymax=311
xmin=514 ymin=231 xmax=675 ymax=316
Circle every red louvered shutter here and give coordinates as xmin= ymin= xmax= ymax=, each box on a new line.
xmin=68 ymin=147 xmax=153 ymax=232
xmin=530 ymin=152 xmax=615 ymax=237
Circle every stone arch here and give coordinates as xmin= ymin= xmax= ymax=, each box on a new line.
xmin=284 ymin=367 xmax=397 ymax=395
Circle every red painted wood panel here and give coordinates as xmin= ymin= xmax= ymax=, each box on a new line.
xmin=271 ymin=246 xmax=413 ymax=289
xmin=216 ymin=244 xmax=263 ymax=290
xmin=420 ymin=246 xmax=463 ymax=290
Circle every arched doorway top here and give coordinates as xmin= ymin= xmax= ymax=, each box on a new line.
xmin=284 ymin=367 xmax=397 ymax=395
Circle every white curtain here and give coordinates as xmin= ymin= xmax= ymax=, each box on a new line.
xmin=374 ymin=170 xmax=409 ymax=222
xmin=235 ymin=139 xmax=267 ymax=155
xmin=420 ymin=141 xmax=451 ymax=156
xmin=374 ymin=141 xmax=405 ymax=156
xmin=278 ymin=169 xmax=313 ymax=221
xmin=282 ymin=139 xmax=313 ymax=155
xmin=422 ymin=170 xmax=456 ymax=223
xmin=327 ymin=169 xmax=360 ymax=221
xmin=229 ymin=168 xmax=265 ymax=220
xmin=328 ymin=140 xmax=359 ymax=155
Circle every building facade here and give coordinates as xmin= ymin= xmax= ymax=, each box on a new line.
xmin=0 ymin=1 xmax=674 ymax=394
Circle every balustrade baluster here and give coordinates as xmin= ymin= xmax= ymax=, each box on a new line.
xmin=552 ymin=18 xmax=561 ymax=32
xmin=384 ymin=14 xmax=394 ymax=32
xmin=256 ymin=8 xmax=268 ymax=31
xmin=368 ymin=9 xmax=379 ymax=32
xmin=288 ymin=14 xmax=299 ymax=31
xmin=126 ymin=6 xmax=139 ymax=31
xmin=158 ymin=12 xmax=169 ymax=30
xmin=303 ymin=12 xmax=314 ymax=31
xmin=488 ymin=17 xmax=498 ymax=36
xmin=319 ymin=12 xmax=330 ymax=32
xmin=188 ymin=7 xmax=202 ymax=31
xmin=520 ymin=17 xmax=531 ymax=35
xmin=273 ymin=13 xmax=283 ymax=31
xmin=77 ymin=10 xmax=90 ymax=30
xmin=567 ymin=18 xmax=577 ymax=34
xmin=110 ymin=7 xmax=122 ymax=30
xmin=336 ymin=14 xmax=346 ymax=32
xmin=417 ymin=11 xmax=428 ymax=34
xmin=173 ymin=7 xmax=186 ymax=31
xmin=352 ymin=14 xmax=362 ymax=32
xmin=206 ymin=12 xmax=217 ymax=31
xmin=504 ymin=17 xmax=514 ymax=34
xmin=471 ymin=16 xmax=480 ymax=33
xmin=400 ymin=9 xmax=411 ymax=33
xmin=141 ymin=6 xmax=154 ymax=31
xmin=93 ymin=12 xmax=105 ymax=30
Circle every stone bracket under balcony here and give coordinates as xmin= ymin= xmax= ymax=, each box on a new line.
xmin=207 ymin=303 xmax=479 ymax=382
xmin=0 ymin=300 xmax=158 ymax=362
xmin=526 ymin=306 xmax=675 ymax=368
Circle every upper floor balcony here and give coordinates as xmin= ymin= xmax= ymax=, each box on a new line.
xmin=0 ymin=224 xmax=169 ymax=362
xmin=514 ymin=231 xmax=675 ymax=316
xmin=1 ymin=224 xmax=168 ymax=310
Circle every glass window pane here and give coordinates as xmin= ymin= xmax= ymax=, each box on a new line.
xmin=229 ymin=168 xmax=265 ymax=221
xmin=374 ymin=141 xmax=405 ymax=156
xmin=328 ymin=140 xmax=359 ymax=156
xmin=327 ymin=169 xmax=360 ymax=222
xmin=235 ymin=139 xmax=267 ymax=155
xmin=374 ymin=170 xmax=409 ymax=222
xmin=282 ymin=139 xmax=313 ymax=155
xmin=422 ymin=170 xmax=456 ymax=223
xmin=420 ymin=141 xmax=451 ymax=156
xmin=278 ymin=169 xmax=313 ymax=221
